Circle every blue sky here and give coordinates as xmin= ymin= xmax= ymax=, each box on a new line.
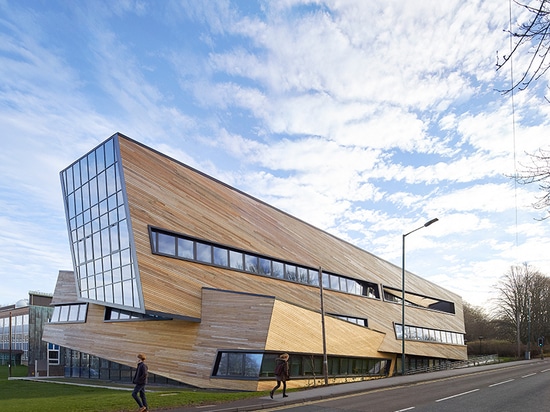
xmin=1 ymin=0 xmax=549 ymax=311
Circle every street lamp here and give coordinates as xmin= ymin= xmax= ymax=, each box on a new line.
xmin=401 ymin=218 xmax=438 ymax=376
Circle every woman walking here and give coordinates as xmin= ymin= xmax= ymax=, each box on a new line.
xmin=132 ymin=353 xmax=149 ymax=412
xmin=270 ymin=353 xmax=290 ymax=399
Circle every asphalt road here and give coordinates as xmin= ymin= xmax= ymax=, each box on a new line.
xmin=263 ymin=361 xmax=550 ymax=412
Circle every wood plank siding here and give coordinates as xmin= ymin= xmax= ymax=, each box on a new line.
xmin=118 ymin=135 xmax=465 ymax=345
xmin=44 ymin=133 xmax=467 ymax=390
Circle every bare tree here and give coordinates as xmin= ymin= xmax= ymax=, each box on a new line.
xmin=463 ymin=303 xmax=493 ymax=343
xmin=496 ymin=0 xmax=550 ymax=219
xmin=513 ymin=147 xmax=550 ymax=220
xmin=496 ymin=0 xmax=550 ymax=93
xmin=493 ymin=263 xmax=549 ymax=356
xmin=529 ymin=270 xmax=550 ymax=347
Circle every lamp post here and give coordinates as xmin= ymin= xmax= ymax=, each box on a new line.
xmin=401 ymin=218 xmax=438 ymax=376
xmin=318 ymin=267 xmax=329 ymax=385
xmin=8 ymin=311 xmax=12 ymax=378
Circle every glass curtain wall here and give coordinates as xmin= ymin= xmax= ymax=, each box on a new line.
xmin=60 ymin=135 xmax=142 ymax=311
xmin=0 ymin=314 xmax=29 ymax=362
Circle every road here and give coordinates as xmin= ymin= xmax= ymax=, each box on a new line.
xmin=264 ymin=361 xmax=550 ymax=412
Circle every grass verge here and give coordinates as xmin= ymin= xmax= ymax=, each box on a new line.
xmin=0 ymin=366 xmax=264 ymax=411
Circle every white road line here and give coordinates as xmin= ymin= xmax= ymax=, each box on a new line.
xmin=395 ymin=407 xmax=415 ymax=411
xmin=541 ymin=368 xmax=550 ymax=373
xmin=435 ymin=389 xmax=479 ymax=402
xmin=521 ymin=373 xmax=537 ymax=378
xmin=489 ymin=379 xmax=515 ymax=387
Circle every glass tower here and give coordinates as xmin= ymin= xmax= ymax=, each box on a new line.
xmin=60 ymin=135 xmax=143 ymax=311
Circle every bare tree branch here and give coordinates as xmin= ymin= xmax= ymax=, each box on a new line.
xmin=497 ymin=1 xmax=550 ymax=219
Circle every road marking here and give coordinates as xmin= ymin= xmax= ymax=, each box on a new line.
xmin=395 ymin=407 xmax=415 ymax=411
xmin=541 ymin=368 xmax=550 ymax=373
xmin=435 ymin=389 xmax=479 ymax=402
xmin=489 ymin=379 xmax=514 ymax=387
xmin=521 ymin=373 xmax=536 ymax=378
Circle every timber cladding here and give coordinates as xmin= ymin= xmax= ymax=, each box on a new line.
xmin=118 ymin=134 xmax=464 ymax=328
xmin=44 ymin=133 xmax=467 ymax=391
xmin=118 ymin=135 xmax=461 ymax=304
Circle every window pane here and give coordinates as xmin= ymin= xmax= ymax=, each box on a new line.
xmin=285 ymin=264 xmax=297 ymax=281
xmin=347 ymin=279 xmax=357 ymax=294
xmin=216 ymin=353 xmax=228 ymax=376
xmin=114 ymin=282 xmax=123 ymax=304
xmin=229 ymin=251 xmax=243 ymax=270
xmin=259 ymin=258 xmax=271 ymax=276
xmin=272 ymin=261 xmax=284 ymax=279
xmin=196 ymin=242 xmax=212 ymax=263
xmin=122 ymin=280 xmax=133 ymax=306
xmin=322 ymin=272 xmax=330 ymax=288
xmin=245 ymin=255 xmax=258 ymax=273
xmin=78 ymin=305 xmax=87 ymax=321
xmin=244 ymin=354 xmax=262 ymax=377
xmin=51 ymin=307 xmax=60 ymax=322
xmin=157 ymin=233 xmax=176 ymax=255
xmin=73 ymin=160 xmax=81 ymax=188
xmin=297 ymin=267 xmax=308 ymax=283
xmin=213 ymin=247 xmax=228 ymax=266
xmin=177 ymin=238 xmax=194 ymax=259
xmin=395 ymin=324 xmax=403 ymax=339
xmin=308 ymin=269 xmax=319 ymax=286
xmin=228 ymin=353 xmax=243 ymax=375
xmin=68 ymin=305 xmax=79 ymax=322
xmin=330 ymin=275 xmax=340 ymax=290
xmin=339 ymin=277 xmax=348 ymax=292
xmin=60 ymin=306 xmax=69 ymax=322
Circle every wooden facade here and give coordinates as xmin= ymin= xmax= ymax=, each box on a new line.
xmin=43 ymin=133 xmax=467 ymax=390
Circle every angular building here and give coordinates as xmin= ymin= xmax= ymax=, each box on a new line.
xmin=43 ymin=133 xmax=467 ymax=391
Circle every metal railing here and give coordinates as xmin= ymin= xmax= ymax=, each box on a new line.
xmin=405 ymin=354 xmax=500 ymax=375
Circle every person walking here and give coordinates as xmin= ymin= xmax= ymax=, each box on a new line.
xmin=270 ymin=353 xmax=290 ymax=399
xmin=132 ymin=353 xmax=149 ymax=412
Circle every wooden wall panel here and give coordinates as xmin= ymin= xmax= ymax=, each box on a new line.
xmin=45 ymin=289 xmax=274 ymax=390
xmin=50 ymin=270 xmax=79 ymax=305
xmin=117 ymin=135 xmax=463 ymax=319
xmin=118 ymin=134 xmax=465 ymax=363
xmin=44 ymin=134 xmax=468 ymax=391
xmin=266 ymin=299 xmax=387 ymax=358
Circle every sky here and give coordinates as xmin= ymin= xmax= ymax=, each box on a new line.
xmin=1 ymin=0 xmax=550 ymax=312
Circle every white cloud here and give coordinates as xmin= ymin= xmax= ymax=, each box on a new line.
xmin=1 ymin=0 xmax=550 ymax=313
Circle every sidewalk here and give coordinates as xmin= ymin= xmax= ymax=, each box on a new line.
xmin=164 ymin=358 xmax=547 ymax=412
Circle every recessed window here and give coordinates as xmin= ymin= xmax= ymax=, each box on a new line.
xmin=383 ymin=286 xmax=455 ymax=314
xmin=212 ymin=352 xmax=391 ymax=379
xmin=50 ymin=304 xmax=88 ymax=323
xmin=394 ymin=323 xmax=464 ymax=345
xmin=148 ymin=227 xmax=386 ymax=301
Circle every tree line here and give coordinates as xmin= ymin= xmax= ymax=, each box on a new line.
xmin=464 ymin=263 xmax=550 ymax=357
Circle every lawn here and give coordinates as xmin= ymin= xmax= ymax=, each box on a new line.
xmin=0 ymin=365 xmax=264 ymax=411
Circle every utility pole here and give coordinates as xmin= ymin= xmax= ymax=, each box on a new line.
xmin=527 ymin=294 xmax=531 ymax=359
xmin=8 ymin=311 xmax=12 ymax=378
xmin=318 ymin=267 xmax=328 ymax=385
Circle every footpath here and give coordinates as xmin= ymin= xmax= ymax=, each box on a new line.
xmin=165 ymin=358 xmax=547 ymax=412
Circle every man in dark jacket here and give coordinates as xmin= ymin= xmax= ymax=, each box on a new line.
xmin=270 ymin=353 xmax=290 ymax=399
xmin=132 ymin=353 xmax=149 ymax=412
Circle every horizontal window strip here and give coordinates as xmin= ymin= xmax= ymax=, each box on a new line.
xmin=149 ymin=227 xmax=380 ymax=299
xmin=394 ymin=323 xmax=464 ymax=345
